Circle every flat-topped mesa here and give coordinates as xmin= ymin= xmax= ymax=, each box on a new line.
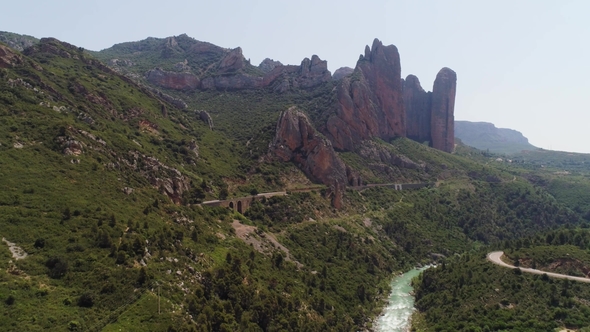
xmin=324 ymin=38 xmax=405 ymax=151
xmin=430 ymin=67 xmax=456 ymax=153
xmin=403 ymin=75 xmax=432 ymax=144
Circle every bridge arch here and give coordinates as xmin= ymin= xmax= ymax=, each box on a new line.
xmin=237 ymin=201 xmax=243 ymax=213
xmin=229 ymin=201 xmax=234 ymax=210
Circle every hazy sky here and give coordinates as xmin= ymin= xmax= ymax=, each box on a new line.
xmin=4 ymin=0 xmax=590 ymax=152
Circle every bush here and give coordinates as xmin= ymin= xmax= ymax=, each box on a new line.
xmin=46 ymin=257 xmax=68 ymax=279
xmin=77 ymin=293 xmax=94 ymax=307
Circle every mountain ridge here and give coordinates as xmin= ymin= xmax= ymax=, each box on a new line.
xmin=455 ymin=120 xmax=536 ymax=154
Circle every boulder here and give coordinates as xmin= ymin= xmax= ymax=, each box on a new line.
xmin=332 ymin=67 xmax=354 ymax=80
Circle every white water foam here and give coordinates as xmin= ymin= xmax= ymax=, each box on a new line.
xmin=375 ymin=266 xmax=431 ymax=332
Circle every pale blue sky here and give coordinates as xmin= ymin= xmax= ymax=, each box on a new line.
xmin=4 ymin=0 xmax=590 ymax=152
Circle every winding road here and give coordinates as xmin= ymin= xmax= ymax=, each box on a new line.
xmin=487 ymin=251 xmax=590 ymax=283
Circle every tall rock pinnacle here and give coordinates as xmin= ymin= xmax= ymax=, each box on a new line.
xmin=324 ymin=38 xmax=405 ymax=151
xmin=430 ymin=67 xmax=457 ymax=152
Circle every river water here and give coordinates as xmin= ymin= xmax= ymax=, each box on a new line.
xmin=375 ymin=266 xmax=430 ymax=332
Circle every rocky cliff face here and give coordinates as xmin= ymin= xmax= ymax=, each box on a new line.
xmin=403 ymin=75 xmax=432 ymax=143
xmin=0 ymin=44 xmax=22 ymax=68
xmin=0 ymin=31 xmax=39 ymax=52
xmin=258 ymin=58 xmax=283 ymax=73
xmin=145 ymin=55 xmax=331 ymax=92
xmin=146 ymin=68 xmax=201 ymax=91
xmin=269 ymin=106 xmax=352 ymax=208
xmin=324 ymin=38 xmax=405 ymax=151
xmin=218 ymin=47 xmax=245 ymax=73
xmin=430 ymin=68 xmax=456 ymax=153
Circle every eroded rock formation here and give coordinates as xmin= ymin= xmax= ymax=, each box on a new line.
xmin=269 ymin=106 xmax=351 ymax=208
xmin=403 ymin=75 xmax=431 ymax=143
xmin=146 ymin=68 xmax=201 ymax=91
xmin=430 ymin=68 xmax=456 ymax=153
xmin=258 ymin=58 xmax=283 ymax=73
xmin=324 ymin=38 xmax=405 ymax=151
xmin=0 ymin=44 xmax=22 ymax=68
xmin=218 ymin=47 xmax=245 ymax=73
xmin=145 ymin=53 xmax=330 ymax=92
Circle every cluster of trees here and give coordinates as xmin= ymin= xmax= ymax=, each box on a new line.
xmin=414 ymin=251 xmax=590 ymax=331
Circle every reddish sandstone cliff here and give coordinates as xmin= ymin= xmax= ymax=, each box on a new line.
xmin=324 ymin=38 xmax=405 ymax=151
xmin=403 ymin=75 xmax=432 ymax=144
xmin=0 ymin=44 xmax=22 ymax=68
xmin=269 ymin=106 xmax=350 ymax=208
xmin=146 ymin=68 xmax=201 ymax=91
xmin=430 ymin=67 xmax=456 ymax=153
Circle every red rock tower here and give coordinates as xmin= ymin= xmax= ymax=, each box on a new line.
xmin=430 ymin=68 xmax=457 ymax=153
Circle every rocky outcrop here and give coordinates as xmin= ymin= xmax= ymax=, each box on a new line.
xmin=324 ymin=38 xmax=405 ymax=151
xmin=332 ymin=67 xmax=354 ymax=80
xmin=269 ymin=106 xmax=350 ymax=208
xmin=197 ymin=110 xmax=214 ymax=130
xmin=146 ymin=68 xmax=201 ymax=91
xmin=0 ymin=44 xmax=22 ymax=68
xmin=358 ymin=140 xmax=423 ymax=170
xmin=258 ymin=58 xmax=283 ymax=73
xmin=430 ymin=68 xmax=456 ymax=153
xmin=124 ymin=151 xmax=190 ymax=204
xmin=297 ymin=55 xmax=332 ymax=88
xmin=403 ymin=75 xmax=431 ymax=143
xmin=218 ymin=47 xmax=245 ymax=73
xmin=145 ymin=52 xmax=330 ymax=92
xmin=0 ymin=31 xmax=38 ymax=52
xmin=201 ymin=74 xmax=263 ymax=90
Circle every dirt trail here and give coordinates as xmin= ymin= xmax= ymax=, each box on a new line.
xmin=2 ymin=237 xmax=28 ymax=260
xmin=231 ymin=220 xmax=302 ymax=268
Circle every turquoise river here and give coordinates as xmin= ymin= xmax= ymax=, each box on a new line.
xmin=375 ymin=266 xmax=431 ymax=332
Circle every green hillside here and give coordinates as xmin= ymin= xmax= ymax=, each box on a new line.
xmin=413 ymin=229 xmax=590 ymax=331
xmin=0 ymin=35 xmax=589 ymax=331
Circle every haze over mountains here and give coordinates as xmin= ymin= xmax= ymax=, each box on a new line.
xmin=3 ymin=30 xmax=590 ymax=332
xmin=455 ymin=120 xmax=537 ymax=154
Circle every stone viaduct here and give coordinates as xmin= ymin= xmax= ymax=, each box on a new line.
xmin=200 ymin=183 xmax=434 ymax=213
xmin=200 ymin=191 xmax=287 ymax=213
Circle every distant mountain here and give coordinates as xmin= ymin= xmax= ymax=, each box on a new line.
xmin=455 ymin=120 xmax=536 ymax=154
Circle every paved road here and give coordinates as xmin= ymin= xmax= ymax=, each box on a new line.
xmin=487 ymin=251 xmax=590 ymax=283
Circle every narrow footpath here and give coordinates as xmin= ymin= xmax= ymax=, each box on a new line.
xmin=487 ymin=251 xmax=590 ymax=283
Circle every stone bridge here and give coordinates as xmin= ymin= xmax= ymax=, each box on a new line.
xmin=200 ymin=183 xmax=433 ymax=213
xmin=200 ymin=191 xmax=287 ymax=213
xmin=350 ymin=182 xmax=435 ymax=191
